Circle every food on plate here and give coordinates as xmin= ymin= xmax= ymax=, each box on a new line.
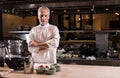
xmin=36 ymin=64 xmax=61 ymax=75
xmin=36 ymin=65 xmax=45 ymax=74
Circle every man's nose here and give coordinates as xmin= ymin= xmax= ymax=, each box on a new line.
xmin=42 ymin=16 xmax=45 ymax=20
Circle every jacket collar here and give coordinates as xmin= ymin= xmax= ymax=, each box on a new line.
xmin=39 ymin=23 xmax=49 ymax=29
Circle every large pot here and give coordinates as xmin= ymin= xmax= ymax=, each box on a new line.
xmin=5 ymin=40 xmax=28 ymax=56
xmin=4 ymin=40 xmax=29 ymax=70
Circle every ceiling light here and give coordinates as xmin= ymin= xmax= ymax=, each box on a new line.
xmin=51 ymin=10 xmax=54 ymax=13
xmin=64 ymin=10 xmax=67 ymax=13
xmin=29 ymin=4 xmax=36 ymax=8
xmin=105 ymin=8 xmax=109 ymax=11
xmin=77 ymin=9 xmax=80 ymax=12
xmin=115 ymin=12 xmax=119 ymax=16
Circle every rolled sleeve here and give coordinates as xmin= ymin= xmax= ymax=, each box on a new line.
xmin=45 ymin=27 xmax=60 ymax=48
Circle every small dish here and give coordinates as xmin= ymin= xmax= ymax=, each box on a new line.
xmin=36 ymin=68 xmax=45 ymax=74
xmin=55 ymin=65 xmax=61 ymax=72
xmin=36 ymin=65 xmax=45 ymax=74
xmin=51 ymin=64 xmax=61 ymax=72
xmin=45 ymin=69 xmax=55 ymax=75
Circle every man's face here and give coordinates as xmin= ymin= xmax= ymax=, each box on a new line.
xmin=38 ymin=9 xmax=50 ymax=26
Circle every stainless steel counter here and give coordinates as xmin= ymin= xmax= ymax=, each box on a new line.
xmin=8 ymin=31 xmax=29 ymax=40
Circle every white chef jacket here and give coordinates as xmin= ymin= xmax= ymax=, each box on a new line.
xmin=27 ymin=23 xmax=60 ymax=64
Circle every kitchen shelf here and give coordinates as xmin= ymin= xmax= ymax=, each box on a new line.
xmin=8 ymin=31 xmax=29 ymax=34
xmin=57 ymin=58 xmax=120 ymax=66
xmin=58 ymin=30 xmax=120 ymax=66
xmin=60 ymin=40 xmax=95 ymax=44
xmin=8 ymin=30 xmax=120 ymax=66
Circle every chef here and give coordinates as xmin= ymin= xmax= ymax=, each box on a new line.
xmin=27 ymin=6 xmax=60 ymax=64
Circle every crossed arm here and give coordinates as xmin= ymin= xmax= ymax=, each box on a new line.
xmin=28 ymin=40 xmax=49 ymax=50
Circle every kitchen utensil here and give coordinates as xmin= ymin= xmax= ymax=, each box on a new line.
xmin=0 ymin=69 xmax=14 ymax=77
xmin=5 ymin=47 xmax=11 ymax=61
xmin=24 ymin=55 xmax=33 ymax=74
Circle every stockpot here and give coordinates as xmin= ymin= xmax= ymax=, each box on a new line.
xmin=5 ymin=40 xmax=28 ymax=56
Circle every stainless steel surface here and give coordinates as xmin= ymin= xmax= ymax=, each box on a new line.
xmin=0 ymin=42 xmax=6 ymax=67
xmin=8 ymin=31 xmax=29 ymax=34
xmin=24 ymin=55 xmax=33 ymax=74
xmin=6 ymin=40 xmax=25 ymax=56
xmin=96 ymin=33 xmax=108 ymax=52
xmin=5 ymin=39 xmax=28 ymax=57
xmin=8 ymin=30 xmax=120 ymax=33
xmin=0 ymin=42 xmax=5 ymax=57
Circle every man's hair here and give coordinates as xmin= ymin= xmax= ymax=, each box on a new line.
xmin=38 ymin=6 xmax=50 ymax=16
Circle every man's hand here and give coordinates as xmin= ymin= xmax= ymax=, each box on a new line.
xmin=29 ymin=41 xmax=39 ymax=47
xmin=29 ymin=40 xmax=49 ymax=49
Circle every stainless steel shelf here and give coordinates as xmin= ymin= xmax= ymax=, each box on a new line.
xmin=8 ymin=30 xmax=120 ymax=34
xmin=8 ymin=31 xmax=29 ymax=34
